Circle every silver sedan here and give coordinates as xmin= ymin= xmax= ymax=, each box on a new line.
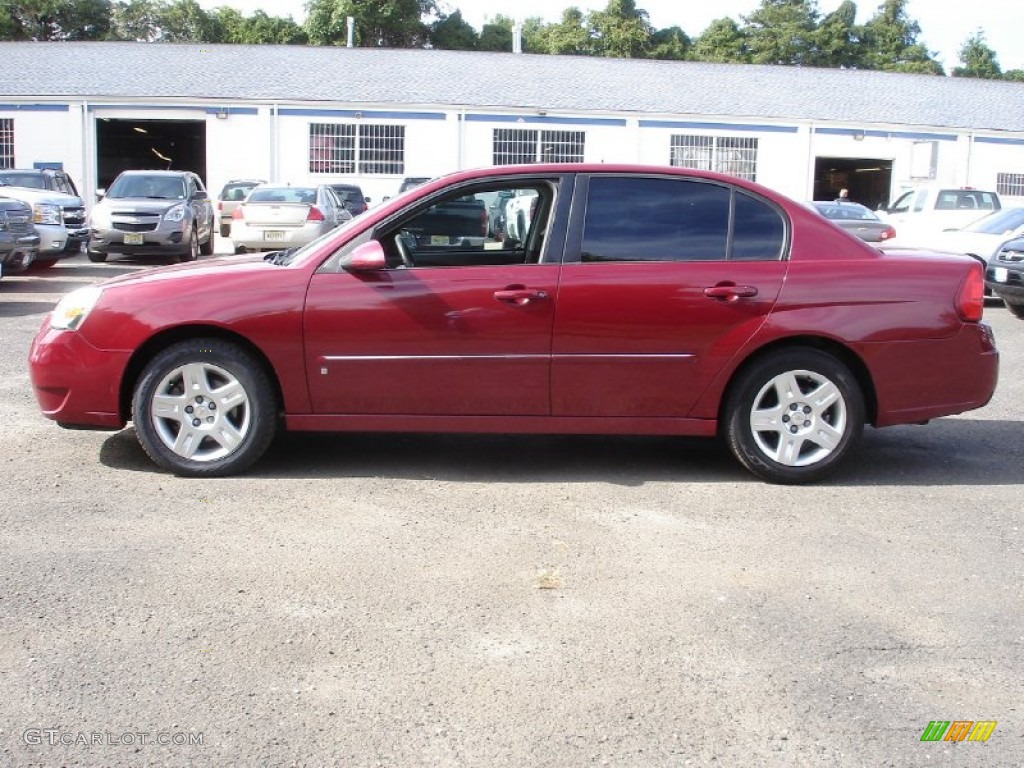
xmin=229 ymin=184 xmax=352 ymax=252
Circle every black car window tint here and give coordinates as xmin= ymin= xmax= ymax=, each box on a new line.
xmin=731 ymin=192 xmax=786 ymax=261
xmin=582 ymin=177 xmax=729 ymax=262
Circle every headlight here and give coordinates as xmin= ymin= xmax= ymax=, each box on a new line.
xmin=50 ymin=285 xmax=102 ymax=331
xmin=89 ymin=204 xmax=111 ymax=229
xmin=34 ymin=203 xmax=62 ymax=226
xmin=164 ymin=203 xmax=186 ymax=223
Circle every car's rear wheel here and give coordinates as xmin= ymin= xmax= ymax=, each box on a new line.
xmin=87 ymin=250 xmax=107 ymax=263
xmin=179 ymin=227 xmax=199 ymax=262
xmin=132 ymin=339 xmax=278 ymax=477
xmin=1006 ymin=301 xmax=1024 ymax=319
xmin=27 ymin=259 xmax=57 ymax=271
xmin=724 ymin=349 xmax=864 ymax=484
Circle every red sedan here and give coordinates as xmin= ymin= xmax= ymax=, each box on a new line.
xmin=29 ymin=165 xmax=998 ymax=483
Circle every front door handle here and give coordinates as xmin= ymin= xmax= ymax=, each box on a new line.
xmin=494 ymin=287 xmax=548 ymax=305
xmin=703 ymin=284 xmax=758 ymax=300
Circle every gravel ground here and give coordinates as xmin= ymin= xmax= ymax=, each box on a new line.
xmin=1 ymin=251 xmax=1021 ymax=767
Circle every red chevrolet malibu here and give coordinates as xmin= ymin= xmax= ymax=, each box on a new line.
xmin=29 ymin=165 xmax=998 ymax=483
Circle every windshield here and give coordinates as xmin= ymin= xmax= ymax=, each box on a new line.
xmin=262 ymin=219 xmax=355 ymax=266
xmin=964 ymin=207 xmax=1024 ymax=235
xmin=0 ymin=173 xmax=46 ymax=189
xmin=107 ymin=174 xmax=186 ymax=200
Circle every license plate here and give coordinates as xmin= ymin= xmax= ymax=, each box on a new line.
xmin=993 ymin=267 xmax=1008 ymax=283
xmin=264 ymin=230 xmax=285 ymax=241
xmin=124 ymin=232 xmax=144 ymax=245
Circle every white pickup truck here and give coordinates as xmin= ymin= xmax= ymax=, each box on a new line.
xmin=879 ymin=185 xmax=1002 ymax=244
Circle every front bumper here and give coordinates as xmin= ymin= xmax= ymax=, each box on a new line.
xmin=0 ymin=233 xmax=41 ymax=273
xmin=36 ymin=225 xmax=90 ymax=258
xmin=89 ymin=221 xmax=190 ymax=257
xmin=29 ymin=320 xmax=130 ymax=429
xmin=986 ymin=263 xmax=1024 ymax=301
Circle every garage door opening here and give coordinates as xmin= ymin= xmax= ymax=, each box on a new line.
xmin=95 ymin=118 xmax=207 ymax=191
xmin=814 ymin=157 xmax=892 ymax=211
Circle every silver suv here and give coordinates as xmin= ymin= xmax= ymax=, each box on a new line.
xmin=88 ymin=170 xmax=215 ymax=263
xmin=0 ymin=170 xmax=88 ymax=269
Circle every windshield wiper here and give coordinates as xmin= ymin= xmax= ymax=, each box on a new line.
xmin=264 ymin=248 xmax=296 ymax=265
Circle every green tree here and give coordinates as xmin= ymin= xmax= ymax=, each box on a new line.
xmin=742 ymin=0 xmax=821 ymax=66
xmin=153 ymin=0 xmax=215 ymax=42
xmin=1 ymin=0 xmax=113 ymax=40
xmin=860 ymin=0 xmax=942 ymax=74
xmin=429 ymin=8 xmax=477 ymax=49
xmin=815 ymin=0 xmax=861 ymax=68
xmin=535 ymin=8 xmax=590 ymax=55
xmin=305 ymin=0 xmax=435 ymax=47
xmin=110 ymin=0 xmax=160 ymax=41
xmin=477 ymin=14 xmax=512 ymax=52
xmin=953 ymin=30 xmax=1002 ymax=79
xmin=1004 ymin=70 xmax=1024 ymax=82
xmin=691 ymin=17 xmax=749 ymax=63
xmin=588 ymin=0 xmax=652 ymax=59
xmin=648 ymin=25 xmax=690 ymax=61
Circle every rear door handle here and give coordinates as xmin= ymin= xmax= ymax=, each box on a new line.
xmin=703 ymin=284 xmax=758 ymax=300
xmin=494 ymin=288 xmax=548 ymax=305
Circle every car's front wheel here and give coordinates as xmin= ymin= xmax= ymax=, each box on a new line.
xmin=87 ymin=250 xmax=107 ymax=263
xmin=724 ymin=349 xmax=864 ymax=484
xmin=132 ymin=339 xmax=278 ymax=477
xmin=179 ymin=227 xmax=199 ymax=262
xmin=1005 ymin=301 xmax=1024 ymax=319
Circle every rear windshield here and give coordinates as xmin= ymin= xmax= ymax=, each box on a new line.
xmin=220 ymin=181 xmax=262 ymax=201
xmin=934 ymin=190 xmax=1000 ymax=211
xmin=248 ymin=188 xmax=317 ymax=204
xmin=0 ymin=172 xmax=47 ymax=189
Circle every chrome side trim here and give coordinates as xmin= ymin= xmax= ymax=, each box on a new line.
xmin=321 ymin=353 xmax=695 ymax=361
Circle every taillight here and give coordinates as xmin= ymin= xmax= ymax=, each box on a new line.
xmin=231 ymin=208 xmax=243 ymax=220
xmin=307 ymin=206 xmax=325 ymax=222
xmin=955 ymin=262 xmax=985 ymax=322
xmin=880 ymin=226 xmax=896 ymax=240
xmin=217 ymin=201 xmax=223 ymax=211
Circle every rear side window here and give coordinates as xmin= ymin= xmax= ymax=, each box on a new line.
xmin=581 ymin=176 xmax=784 ymax=262
xmin=935 ymin=190 xmax=1001 ymax=211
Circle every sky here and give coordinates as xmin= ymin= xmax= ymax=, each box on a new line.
xmin=196 ymin=0 xmax=1024 ymax=73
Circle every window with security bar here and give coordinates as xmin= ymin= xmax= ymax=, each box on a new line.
xmin=997 ymin=172 xmax=1024 ymax=197
xmin=309 ymin=123 xmax=405 ymax=175
xmin=493 ymin=128 xmax=585 ymax=165
xmin=0 ymin=119 xmax=13 ymax=169
xmin=670 ymin=135 xmax=758 ymax=181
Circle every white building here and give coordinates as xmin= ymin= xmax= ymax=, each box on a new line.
xmin=3 ymin=41 xmax=1024 ymax=209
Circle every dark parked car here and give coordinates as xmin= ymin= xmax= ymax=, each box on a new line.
xmin=88 ymin=170 xmax=215 ymax=263
xmin=0 ymin=196 xmax=41 ymax=276
xmin=327 ymin=183 xmax=370 ymax=217
xmin=397 ymin=176 xmax=431 ymax=193
xmin=986 ymin=237 xmax=1024 ymax=318
xmin=811 ymin=201 xmax=895 ymax=243
xmin=29 ymin=164 xmax=997 ymax=484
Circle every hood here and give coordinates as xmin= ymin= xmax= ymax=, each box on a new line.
xmin=97 ymin=196 xmax=186 ymax=214
xmin=0 ymin=185 xmax=83 ymax=207
xmin=100 ymin=254 xmax=267 ymax=289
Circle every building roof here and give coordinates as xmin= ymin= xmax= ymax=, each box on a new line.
xmin=3 ymin=41 xmax=1024 ymax=133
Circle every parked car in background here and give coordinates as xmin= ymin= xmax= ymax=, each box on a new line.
xmin=810 ymin=201 xmax=895 ymax=243
xmin=0 ymin=196 xmax=40 ymax=276
xmin=29 ymin=164 xmax=997 ymax=484
xmin=878 ymin=185 xmax=1001 ymax=241
xmin=216 ymin=178 xmax=265 ymax=238
xmin=0 ymin=178 xmax=88 ymax=269
xmin=230 ymin=184 xmax=352 ymax=251
xmin=327 ymin=183 xmax=370 ymax=217
xmin=0 ymin=167 xmax=81 ymax=197
xmin=882 ymin=207 xmax=1024 ymax=265
xmin=986 ymin=237 xmax=1024 ymax=318
xmin=397 ymin=177 xmax=431 ymax=194
xmin=88 ymin=170 xmax=215 ymax=263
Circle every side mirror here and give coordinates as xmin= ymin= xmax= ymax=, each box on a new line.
xmin=343 ymin=240 xmax=388 ymax=273
xmin=364 ymin=196 xmax=371 ymax=203
xmin=95 ymin=188 xmax=106 ymax=200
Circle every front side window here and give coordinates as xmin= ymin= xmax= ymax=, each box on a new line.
xmin=581 ymin=176 xmax=784 ymax=263
xmin=493 ymin=129 xmax=585 ymax=165
xmin=670 ymin=135 xmax=758 ymax=181
xmin=309 ymin=123 xmax=405 ymax=175
xmin=0 ymin=119 xmax=14 ymax=169
xmin=378 ymin=181 xmax=557 ymax=269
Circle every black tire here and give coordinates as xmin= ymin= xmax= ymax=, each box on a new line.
xmin=131 ymin=338 xmax=278 ymax=477
xmin=179 ymin=227 xmax=199 ymax=262
xmin=87 ymin=250 xmax=108 ymax=263
xmin=200 ymin=226 xmax=214 ymax=256
xmin=27 ymin=259 xmax=57 ymax=271
xmin=724 ymin=348 xmax=864 ymax=484
xmin=1006 ymin=301 xmax=1024 ymax=319
xmin=220 ymin=223 xmax=231 ymax=239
